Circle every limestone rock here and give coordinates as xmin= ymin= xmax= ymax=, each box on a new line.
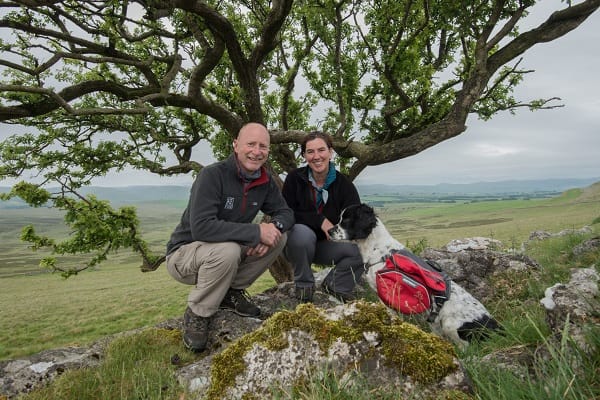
xmin=445 ymin=237 xmax=503 ymax=252
xmin=177 ymin=301 xmax=472 ymax=400
xmin=525 ymin=226 xmax=593 ymax=249
xmin=572 ymin=236 xmax=600 ymax=256
xmin=0 ymin=337 xmax=113 ymax=398
xmin=540 ymin=267 xmax=600 ymax=353
xmin=422 ymin=239 xmax=540 ymax=302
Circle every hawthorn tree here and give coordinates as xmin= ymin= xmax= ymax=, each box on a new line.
xmin=0 ymin=0 xmax=598 ymax=277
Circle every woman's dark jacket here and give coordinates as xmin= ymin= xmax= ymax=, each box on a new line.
xmin=282 ymin=166 xmax=360 ymax=241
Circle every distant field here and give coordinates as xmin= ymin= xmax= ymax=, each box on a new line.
xmin=366 ymin=184 xmax=600 ymax=248
xmin=1 ymin=184 xmax=598 ymax=275
xmin=0 ymin=183 xmax=598 ymax=359
xmin=0 ymin=203 xmax=183 ymax=277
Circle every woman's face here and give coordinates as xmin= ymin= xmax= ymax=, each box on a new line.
xmin=304 ymin=137 xmax=332 ymax=175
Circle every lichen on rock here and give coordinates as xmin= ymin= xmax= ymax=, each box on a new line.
xmin=204 ymin=301 xmax=459 ymax=400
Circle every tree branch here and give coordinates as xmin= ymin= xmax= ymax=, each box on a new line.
xmin=489 ymin=0 xmax=600 ymax=71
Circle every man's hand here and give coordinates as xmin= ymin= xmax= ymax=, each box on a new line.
xmin=259 ymin=222 xmax=282 ymax=247
xmin=321 ymin=218 xmax=334 ymax=240
xmin=246 ymin=242 xmax=270 ymax=257
xmin=246 ymin=223 xmax=282 ymax=257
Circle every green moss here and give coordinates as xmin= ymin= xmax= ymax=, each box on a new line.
xmin=158 ymin=327 xmax=184 ymax=343
xmin=206 ymin=301 xmax=457 ymax=399
xmin=378 ymin=321 xmax=456 ymax=383
xmin=430 ymin=389 xmax=475 ymax=400
xmin=348 ymin=302 xmax=456 ymax=383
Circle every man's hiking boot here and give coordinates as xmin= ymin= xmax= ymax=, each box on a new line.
xmin=322 ymin=283 xmax=356 ymax=303
xmin=183 ymin=307 xmax=210 ymax=352
xmin=220 ymin=288 xmax=261 ymax=317
xmin=295 ymin=285 xmax=315 ymax=303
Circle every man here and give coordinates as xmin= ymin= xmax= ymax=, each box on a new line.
xmin=165 ymin=122 xmax=294 ymax=352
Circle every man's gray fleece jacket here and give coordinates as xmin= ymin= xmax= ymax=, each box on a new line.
xmin=166 ymin=154 xmax=294 ymax=255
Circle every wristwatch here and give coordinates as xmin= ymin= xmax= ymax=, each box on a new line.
xmin=272 ymin=220 xmax=284 ymax=232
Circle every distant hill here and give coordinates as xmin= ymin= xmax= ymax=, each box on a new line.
xmin=0 ymin=185 xmax=192 ymax=209
xmin=1 ymin=177 xmax=599 ymax=208
xmin=78 ymin=185 xmax=192 ymax=205
xmin=356 ymin=177 xmax=600 ymax=195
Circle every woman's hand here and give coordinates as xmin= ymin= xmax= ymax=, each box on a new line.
xmin=321 ymin=218 xmax=334 ymax=240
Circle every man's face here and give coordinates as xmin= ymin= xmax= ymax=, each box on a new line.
xmin=233 ymin=123 xmax=270 ymax=174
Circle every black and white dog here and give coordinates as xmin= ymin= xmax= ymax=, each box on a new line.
xmin=328 ymin=203 xmax=501 ymax=347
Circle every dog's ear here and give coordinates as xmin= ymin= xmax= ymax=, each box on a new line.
xmin=354 ymin=203 xmax=378 ymax=236
xmin=358 ymin=203 xmax=375 ymax=218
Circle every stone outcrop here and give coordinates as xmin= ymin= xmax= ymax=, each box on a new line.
xmin=524 ymin=226 xmax=593 ymax=251
xmin=177 ymin=301 xmax=471 ymax=400
xmin=479 ymin=266 xmax=600 ymax=379
xmin=572 ymin=236 xmax=600 ymax=257
xmin=422 ymin=238 xmax=541 ymax=302
xmin=0 ymin=329 xmax=142 ymax=398
xmin=540 ymin=267 xmax=600 ymax=353
xmin=0 ymin=347 xmax=102 ymax=398
xmin=528 ymin=226 xmax=593 ymax=241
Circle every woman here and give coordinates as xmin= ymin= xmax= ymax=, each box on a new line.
xmin=282 ymin=131 xmax=364 ymax=302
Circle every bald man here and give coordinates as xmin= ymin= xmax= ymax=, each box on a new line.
xmin=166 ymin=122 xmax=294 ymax=352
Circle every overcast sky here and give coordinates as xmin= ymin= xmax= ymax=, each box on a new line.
xmin=355 ymin=2 xmax=600 ymax=186
xmin=1 ymin=2 xmax=598 ymax=188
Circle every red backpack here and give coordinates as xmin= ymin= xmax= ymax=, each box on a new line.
xmin=375 ymin=249 xmax=451 ymax=321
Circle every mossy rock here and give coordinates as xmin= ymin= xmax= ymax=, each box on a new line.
xmin=204 ymin=301 xmax=461 ymax=399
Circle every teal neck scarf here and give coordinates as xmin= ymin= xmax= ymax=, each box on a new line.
xmin=308 ymin=162 xmax=336 ymax=210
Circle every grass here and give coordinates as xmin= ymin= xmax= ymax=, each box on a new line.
xmin=465 ymin=332 xmax=600 ymax=400
xmin=377 ymin=187 xmax=599 ymax=249
xmin=459 ymin=227 xmax=600 ymax=400
xmin=19 ymin=328 xmax=197 ymax=400
xmin=1 ymin=185 xmax=599 ymax=398
xmin=0 ymin=257 xmax=278 ymax=360
xmin=462 ymin=262 xmax=600 ymax=400
xmin=0 ymin=260 xmax=190 ymax=359
xmin=13 ymin=230 xmax=599 ymax=400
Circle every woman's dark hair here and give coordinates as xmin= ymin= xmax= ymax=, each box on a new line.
xmin=300 ymin=131 xmax=333 ymax=154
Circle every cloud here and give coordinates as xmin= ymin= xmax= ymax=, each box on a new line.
xmin=470 ymin=144 xmax=523 ymax=158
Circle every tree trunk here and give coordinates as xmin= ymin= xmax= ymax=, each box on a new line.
xmin=269 ymin=254 xmax=294 ymax=284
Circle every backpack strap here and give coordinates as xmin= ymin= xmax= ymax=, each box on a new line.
xmin=425 ymin=259 xmax=452 ymax=306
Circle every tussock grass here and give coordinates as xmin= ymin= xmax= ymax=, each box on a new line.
xmin=462 ymin=314 xmax=600 ymax=400
xmin=20 ymin=328 xmax=197 ymax=400
xmin=459 ymin=231 xmax=600 ymax=400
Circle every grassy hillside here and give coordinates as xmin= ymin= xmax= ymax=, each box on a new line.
xmin=369 ymin=183 xmax=600 ymax=249
xmin=0 ymin=183 xmax=598 ymax=360
xmin=1 ymin=183 xmax=599 ymax=400
xmin=0 ymin=203 xmax=183 ymax=277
